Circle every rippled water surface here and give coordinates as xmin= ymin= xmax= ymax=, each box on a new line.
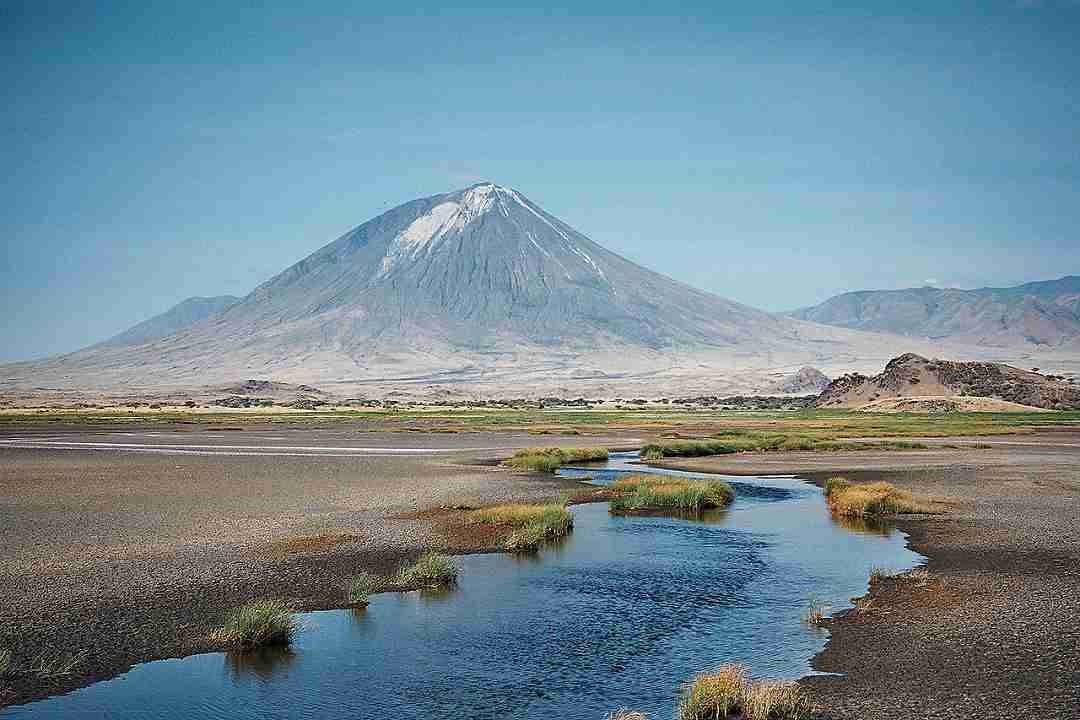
xmin=6 ymin=453 xmax=922 ymax=719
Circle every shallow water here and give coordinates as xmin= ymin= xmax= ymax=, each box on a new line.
xmin=5 ymin=453 xmax=922 ymax=719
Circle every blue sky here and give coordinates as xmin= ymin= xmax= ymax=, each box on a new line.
xmin=3 ymin=1 xmax=1079 ymax=362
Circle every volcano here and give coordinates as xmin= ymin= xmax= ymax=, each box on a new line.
xmin=3 ymin=183 xmax=981 ymax=399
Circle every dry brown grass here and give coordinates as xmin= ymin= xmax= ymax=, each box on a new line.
xmin=679 ymin=665 xmax=748 ymax=719
xmin=678 ymin=665 xmax=812 ymax=719
xmin=743 ymin=681 xmax=813 ymax=719
xmin=824 ymin=479 xmax=936 ymax=517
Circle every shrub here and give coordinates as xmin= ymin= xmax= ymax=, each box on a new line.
xmin=678 ymin=665 xmax=748 ymax=719
xmin=395 ymin=553 xmax=458 ymax=588
xmin=213 ymin=600 xmax=298 ymax=649
xmin=609 ymin=474 xmax=734 ymax=514
xmin=742 ymin=681 xmax=813 ymax=719
xmin=505 ymin=446 xmax=608 ymax=472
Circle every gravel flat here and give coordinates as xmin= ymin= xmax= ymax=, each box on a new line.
xmin=661 ymin=431 xmax=1080 ymax=719
xmin=0 ymin=423 xmax=638 ymax=706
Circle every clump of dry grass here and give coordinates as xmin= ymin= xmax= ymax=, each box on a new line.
xmin=467 ymin=502 xmax=574 ymax=553
xmin=211 ymin=600 xmax=299 ymax=649
xmin=679 ymin=665 xmax=748 ymax=719
xmin=394 ymin=552 xmax=458 ymax=587
xmin=906 ymin=567 xmax=934 ymax=586
xmin=609 ymin=473 xmax=734 ymax=514
xmin=0 ymin=648 xmax=11 ymax=676
xmin=678 ymin=665 xmax=812 ymax=719
xmin=505 ymin=446 xmax=609 ymax=472
xmin=802 ymin=595 xmax=829 ymax=627
xmin=743 ymin=681 xmax=813 ymax=719
xmin=869 ymin=565 xmax=891 ymax=582
xmin=823 ymin=478 xmax=935 ymax=517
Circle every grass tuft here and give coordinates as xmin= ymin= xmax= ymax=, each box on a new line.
xmin=824 ymin=478 xmax=935 ymax=517
xmin=679 ymin=665 xmax=748 ymax=719
xmin=468 ymin=502 xmax=574 ymax=553
xmin=802 ymin=595 xmax=829 ymax=627
xmin=743 ymin=681 xmax=813 ymax=720
xmin=212 ymin=600 xmax=298 ymax=649
xmin=394 ymin=552 xmax=458 ymax=588
xmin=505 ymin=446 xmax=608 ymax=472
xmin=606 ymin=710 xmax=650 ymax=720
xmin=0 ymin=648 xmax=10 ymax=676
xmin=348 ymin=572 xmax=389 ymax=605
xmin=609 ymin=474 xmax=734 ymax=514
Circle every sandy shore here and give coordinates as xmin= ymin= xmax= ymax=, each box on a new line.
xmin=659 ymin=430 xmax=1080 ymax=719
xmin=3 ymin=423 xmax=1079 ymax=716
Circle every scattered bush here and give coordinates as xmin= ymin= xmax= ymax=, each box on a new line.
xmin=609 ymin=474 xmax=734 ymax=514
xmin=27 ymin=649 xmax=89 ymax=679
xmin=824 ymin=479 xmax=934 ymax=517
xmin=505 ymin=446 xmax=608 ymax=472
xmin=395 ymin=552 xmax=458 ymax=588
xmin=212 ymin=600 xmax=298 ymax=649
xmin=679 ymin=665 xmax=748 ymax=719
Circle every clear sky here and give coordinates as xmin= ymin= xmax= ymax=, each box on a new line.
xmin=3 ymin=1 xmax=1079 ymax=362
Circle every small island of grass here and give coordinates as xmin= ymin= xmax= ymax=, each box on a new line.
xmin=504 ymin=446 xmax=609 ymax=473
xmin=608 ymin=474 xmax=734 ymax=514
xmin=467 ymin=502 xmax=574 ymax=553
xmin=823 ymin=477 xmax=936 ymax=517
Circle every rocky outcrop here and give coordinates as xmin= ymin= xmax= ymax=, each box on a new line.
xmin=772 ymin=367 xmax=831 ymax=395
xmin=816 ymin=353 xmax=1080 ymax=410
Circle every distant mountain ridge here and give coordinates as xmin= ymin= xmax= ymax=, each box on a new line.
xmin=789 ymin=277 xmax=1080 ymax=348
xmin=105 ymin=295 xmax=241 ymax=346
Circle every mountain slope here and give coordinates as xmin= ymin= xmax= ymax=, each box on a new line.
xmin=789 ymin=278 xmax=1080 ymax=348
xmin=105 ymin=295 xmax=241 ymax=346
xmin=3 ymin=183 xmax=1053 ymax=399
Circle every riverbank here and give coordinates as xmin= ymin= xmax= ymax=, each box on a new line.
xmin=0 ymin=424 xmax=634 ymax=706
xmin=657 ymin=429 xmax=1080 ymax=718
xmin=3 ymin=421 xmax=1078 ymax=715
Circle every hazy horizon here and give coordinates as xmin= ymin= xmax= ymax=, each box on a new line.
xmin=4 ymin=1 xmax=1079 ymax=363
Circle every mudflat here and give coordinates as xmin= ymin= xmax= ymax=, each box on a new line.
xmin=659 ymin=430 xmax=1080 ymax=719
xmin=0 ymin=422 xmax=642 ymax=705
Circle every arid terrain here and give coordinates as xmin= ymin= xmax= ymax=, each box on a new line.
xmin=1 ymin=409 xmax=1079 ymax=717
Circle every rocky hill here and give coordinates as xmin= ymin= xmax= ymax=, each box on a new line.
xmin=816 ymin=353 xmax=1080 ymax=410
xmin=789 ymin=277 xmax=1080 ymax=349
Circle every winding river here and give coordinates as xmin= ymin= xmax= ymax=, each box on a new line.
xmin=4 ymin=452 xmax=922 ymax=719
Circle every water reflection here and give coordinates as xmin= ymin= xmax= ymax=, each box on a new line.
xmin=224 ymin=646 xmax=296 ymax=682
xmin=828 ymin=513 xmax=894 ymax=537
